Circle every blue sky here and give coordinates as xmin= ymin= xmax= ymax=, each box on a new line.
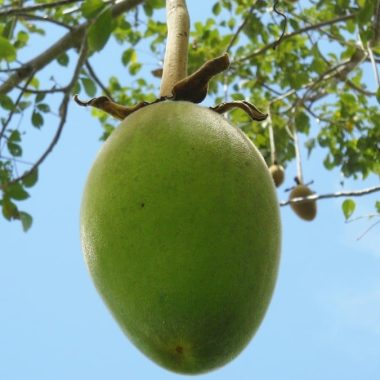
xmin=1 ymin=2 xmax=380 ymax=379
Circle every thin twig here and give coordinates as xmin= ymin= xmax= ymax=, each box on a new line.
xmin=356 ymin=220 xmax=380 ymax=241
xmin=0 ymin=0 xmax=84 ymax=17
xmin=345 ymin=213 xmax=380 ymax=223
xmin=272 ymin=0 xmax=287 ymax=49
xmin=234 ymin=13 xmax=356 ymax=63
xmin=280 ymin=185 xmax=380 ymax=206
xmin=290 ymin=108 xmax=303 ymax=184
xmin=345 ymin=79 xmax=376 ymax=96
xmin=225 ymin=3 xmax=255 ymax=53
xmin=0 ymin=0 xmax=144 ymax=95
xmin=16 ymin=13 xmax=73 ymax=30
xmin=0 ymin=155 xmax=34 ymax=166
xmin=15 ymin=85 xmax=65 ymax=94
xmin=270 ymin=88 xmax=297 ymax=104
xmin=0 ymin=72 xmax=35 ymax=142
xmin=85 ymin=61 xmax=114 ymax=100
xmin=11 ymin=37 xmax=89 ymax=184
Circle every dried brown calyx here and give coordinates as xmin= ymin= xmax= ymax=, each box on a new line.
xmin=74 ymin=53 xmax=267 ymax=123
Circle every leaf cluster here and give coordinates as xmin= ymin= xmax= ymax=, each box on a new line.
xmin=0 ymin=0 xmax=379 ymax=229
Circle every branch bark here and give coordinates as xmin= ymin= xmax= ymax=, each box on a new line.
xmin=11 ymin=38 xmax=89 ymax=184
xmin=234 ymin=13 xmax=356 ymax=64
xmin=280 ymin=185 xmax=380 ymax=206
xmin=225 ymin=3 xmax=255 ymax=53
xmin=372 ymin=0 xmax=380 ymax=47
xmin=0 ymin=0 xmax=144 ymax=95
xmin=0 ymin=0 xmax=83 ymax=17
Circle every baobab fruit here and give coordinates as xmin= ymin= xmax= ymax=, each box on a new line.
xmin=289 ymin=184 xmax=317 ymax=221
xmin=269 ymin=164 xmax=285 ymax=187
xmin=80 ymin=101 xmax=281 ymax=374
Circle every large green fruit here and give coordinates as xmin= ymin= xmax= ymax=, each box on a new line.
xmin=81 ymin=101 xmax=281 ymax=374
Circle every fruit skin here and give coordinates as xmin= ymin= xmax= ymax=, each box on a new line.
xmin=289 ymin=185 xmax=317 ymax=221
xmin=81 ymin=101 xmax=281 ymax=374
xmin=269 ymin=164 xmax=285 ymax=187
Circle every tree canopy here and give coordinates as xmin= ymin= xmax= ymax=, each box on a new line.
xmin=0 ymin=0 xmax=379 ymax=231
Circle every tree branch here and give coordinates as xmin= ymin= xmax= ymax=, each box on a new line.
xmin=16 ymin=85 xmax=66 ymax=94
xmin=85 ymin=61 xmax=114 ymax=100
xmin=280 ymin=185 xmax=380 ymax=206
xmin=225 ymin=3 xmax=255 ymax=53
xmin=0 ymin=0 xmax=144 ymax=95
xmin=16 ymin=13 xmax=73 ymax=30
xmin=0 ymin=0 xmax=84 ymax=17
xmin=371 ymin=0 xmax=380 ymax=47
xmin=234 ymin=13 xmax=356 ymax=64
xmin=345 ymin=79 xmax=377 ymax=96
xmin=0 ymin=72 xmax=35 ymax=142
xmin=11 ymin=37 xmax=89 ymax=184
xmin=356 ymin=220 xmax=380 ymax=241
xmin=300 ymin=47 xmax=367 ymax=103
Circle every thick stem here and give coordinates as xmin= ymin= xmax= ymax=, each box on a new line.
xmin=160 ymin=0 xmax=190 ymax=97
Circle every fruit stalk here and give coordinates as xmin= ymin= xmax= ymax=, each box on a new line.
xmin=291 ymin=110 xmax=303 ymax=184
xmin=160 ymin=0 xmax=190 ymax=97
xmin=267 ymin=107 xmax=276 ymax=164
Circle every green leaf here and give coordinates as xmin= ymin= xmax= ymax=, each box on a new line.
xmin=8 ymin=130 xmax=21 ymax=142
xmin=289 ymin=18 xmax=299 ymax=30
xmin=376 ymin=88 xmax=380 ymax=104
xmin=128 ymin=62 xmax=142 ymax=75
xmin=7 ymin=142 xmax=22 ymax=157
xmin=1 ymin=197 xmax=19 ymax=220
xmin=212 ymin=2 xmax=221 ymax=15
xmin=342 ymin=199 xmax=356 ymax=220
xmin=121 ymin=48 xmax=136 ymax=66
xmin=35 ymin=93 xmax=46 ymax=103
xmin=31 ymin=111 xmax=43 ymax=128
xmin=36 ymin=103 xmax=50 ymax=113
xmin=88 ymin=8 xmax=112 ymax=52
xmin=143 ymin=3 xmax=153 ymax=17
xmin=375 ymin=201 xmax=380 ymax=213
xmin=81 ymin=77 xmax=97 ymax=97
xmin=19 ymin=211 xmax=33 ymax=232
xmin=2 ymin=19 xmax=16 ymax=39
xmin=305 ymin=138 xmax=316 ymax=158
xmin=295 ymin=111 xmax=310 ymax=134
xmin=57 ymin=52 xmax=69 ymax=66
xmin=72 ymin=81 xmax=81 ymax=95
xmin=357 ymin=0 xmax=373 ymax=25
xmin=22 ymin=168 xmax=38 ymax=188
xmin=0 ymin=36 xmax=16 ymax=61
xmin=15 ymin=30 xmax=29 ymax=49
xmin=0 ymin=94 xmax=14 ymax=110
xmin=7 ymin=130 xmax=22 ymax=156
xmin=8 ymin=182 xmax=29 ymax=201
xmin=81 ymin=0 xmax=104 ymax=19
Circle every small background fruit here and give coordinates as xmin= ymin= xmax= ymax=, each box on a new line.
xmin=289 ymin=184 xmax=317 ymax=221
xmin=269 ymin=164 xmax=285 ymax=187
